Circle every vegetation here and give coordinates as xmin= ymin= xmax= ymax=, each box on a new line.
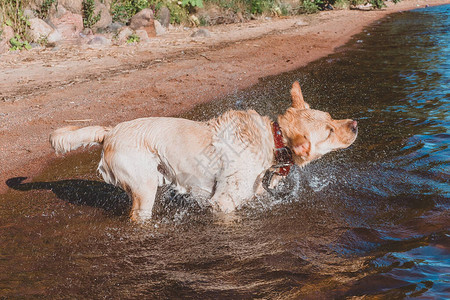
xmin=182 ymin=0 xmax=203 ymax=9
xmin=9 ymin=33 xmax=32 ymax=50
xmin=369 ymin=0 xmax=386 ymax=8
xmin=299 ymin=0 xmax=320 ymax=14
xmin=126 ymin=32 xmax=140 ymax=43
xmin=157 ymin=0 xmax=189 ymax=24
xmin=1 ymin=0 xmax=30 ymax=43
xmin=111 ymin=0 xmax=149 ymax=24
xmin=1 ymin=0 xmax=402 ymax=50
xmin=36 ymin=34 xmax=48 ymax=46
xmin=111 ymin=0 xmax=193 ymax=25
xmin=82 ymin=0 xmax=101 ymax=28
xmin=35 ymin=0 xmax=56 ymax=19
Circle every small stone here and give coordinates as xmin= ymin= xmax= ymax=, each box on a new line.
xmin=135 ymin=29 xmax=149 ymax=43
xmin=116 ymin=26 xmax=133 ymax=44
xmin=30 ymin=42 xmax=42 ymax=49
xmin=88 ymin=35 xmax=111 ymax=46
xmin=157 ymin=6 xmax=170 ymax=28
xmin=237 ymin=11 xmax=244 ymax=23
xmin=191 ymin=28 xmax=211 ymax=38
xmin=295 ymin=20 xmax=308 ymax=26
xmin=82 ymin=28 xmax=94 ymax=36
xmin=154 ymin=20 xmax=166 ymax=36
xmin=106 ymin=22 xmax=124 ymax=33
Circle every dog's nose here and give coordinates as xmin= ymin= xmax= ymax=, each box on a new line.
xmin=350 ymin=120 xmax=358 ymax=133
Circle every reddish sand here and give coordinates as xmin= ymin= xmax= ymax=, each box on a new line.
xmin=1 ymin=0 xmax=449 ymax=193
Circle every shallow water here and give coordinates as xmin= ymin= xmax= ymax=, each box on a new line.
xmin=1 ymin=5 xmax=449 ymax=298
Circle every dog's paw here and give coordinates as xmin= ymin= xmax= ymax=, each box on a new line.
xmin=130 ymin=209 xmax=153 ymax=223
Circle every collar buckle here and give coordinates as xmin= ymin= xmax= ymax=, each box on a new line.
xmin=263 ymin=122 xmax=295 ymax=194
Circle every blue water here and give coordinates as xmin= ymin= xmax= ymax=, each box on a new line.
xmin=182 ymin=5 xmax=450 ymax=297
xmin=1 ymin=4 xmax=449 ymax=299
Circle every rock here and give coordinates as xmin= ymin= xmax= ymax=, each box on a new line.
xmin=129 ymin=8 xmax=156 ymax=37
xmin=197 ymin=6 xmax=241 ymax=25
xmin=51 ymin=4 xmax=67 ymax=18
xmin=116 ymin=26 xmax=133 ymax=44
xmin=0 ymin=26 xmax=15 ymax=53
xmin=106 ymin=22 xmax=123 ymax=33
xmin=30 ymin=42 xmax=42 ymax=49
xmin=351 ymin=3 xmax=373 ymax=10
xmin=58 ymin=0 xmax=83 ymax=14
xmin=154 ymin=20 xmax=166 ymax=36
xmin=27 ymin=18 xmax=54 ymax=42
xmin=47 ymin=30 xmax=63 ymax=43
xmin=23 ymin=8 xmax=36 ymax=19
xmin=135 ymin=29 xmax=149 ymax=43
xmin=191 ymin=28 xmax=211 ymax=38
xmin=87 ymin=35 xmax=111 ymax=46
xmin=236 ymin=11 xmax=244 ymax=23
xmin=50 ymin=11 xmax=83 ymax=41
xmin=189 ymin=15 xmax=200 ymax=26
xmin=103 ymin=0 xmax=113 ymax=10
xmin=82 ymin=28 xmax=94 ymax=36
xmin=93 ymin=3 xmax=113 ymax=31
xmin=156 ymin=6 xmax=170 ymax=28
xmin=295 ymin=20 xmax=308 ymax=26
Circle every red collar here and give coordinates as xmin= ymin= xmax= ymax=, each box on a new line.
xmin=271 ymin=122 xmax=293 ymax=176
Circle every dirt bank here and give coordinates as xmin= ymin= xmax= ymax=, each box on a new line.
xmin=1 ymin=0 xmax=449 ymax=193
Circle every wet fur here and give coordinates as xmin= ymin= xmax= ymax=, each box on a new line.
xmin=49 ymin=82 xmax=358 ymax=222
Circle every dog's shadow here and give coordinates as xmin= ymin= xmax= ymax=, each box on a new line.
xmin=6 ymin=177 xmax=131 ymax=216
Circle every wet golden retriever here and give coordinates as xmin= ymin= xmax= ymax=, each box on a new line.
xmin=50 ymin=82 xmax=358 ymax=221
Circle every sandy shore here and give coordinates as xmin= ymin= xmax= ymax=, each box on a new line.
xmin=1 ymin=0 xmax=449 ymax=193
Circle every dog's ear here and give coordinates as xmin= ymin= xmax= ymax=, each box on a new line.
xmin=292 ymin=134 xmax=311 ymax=158
xmin=290 ymin=81 xmax=310 ymax=110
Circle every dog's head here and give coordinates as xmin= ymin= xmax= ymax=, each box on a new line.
xmin=278 ymin=81 xmax=358 ymax=166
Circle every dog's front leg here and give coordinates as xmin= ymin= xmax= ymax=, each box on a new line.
xmin=210 ymin=192 xmax=237 ymax=213
xmin=210 ymin=173 xmax=254 ymax=214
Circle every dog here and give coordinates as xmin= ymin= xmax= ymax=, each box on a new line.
xmin=50 ymin=82 xmax=358 ymax=221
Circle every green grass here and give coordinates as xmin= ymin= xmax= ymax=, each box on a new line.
xmin=82 ymin=0 xmax=101 ymax=28
xmin=1 ymin=0 xmax=30 ymax=43
xmin=127 ymin=33 xmax=140 ymax=43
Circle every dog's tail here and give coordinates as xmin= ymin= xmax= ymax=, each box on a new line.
xmin=49 ymin=125 xmax=112 ymax=154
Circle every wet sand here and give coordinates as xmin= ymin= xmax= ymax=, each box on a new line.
xmin=1 ymin=0 xmax=449 ymax=192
